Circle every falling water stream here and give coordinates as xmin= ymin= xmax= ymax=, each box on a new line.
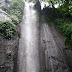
xmin=17 ymin=1 xmax=70 ymax=72
xmin=17 ymin=2 xmax=40 ymax=72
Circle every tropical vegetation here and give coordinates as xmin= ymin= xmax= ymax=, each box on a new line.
xmin=44 ymin=0 xmax=72 ymax=49
xmin=0 ymin=0 xmax=24 ymax=39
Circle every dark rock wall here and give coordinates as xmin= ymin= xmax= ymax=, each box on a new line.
xmin=34 ymin=0 xmax=41 ymax=12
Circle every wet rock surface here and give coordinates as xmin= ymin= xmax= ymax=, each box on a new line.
xmin=34 ymin=1 xmax=41 ymax=12
xmin=0 ymin=35 xmax=18 ymax=72
xmin=0 ymin=9 xmax=10 ymax=21
xmin=48 ymin=23 xmax=72 ymax=72
xmin=0 ymin=0 xmax=5 ymax=8
xmin=40 ymin=15 xmax=70 ymax=72
xmin=0 ymin=0 xmax=11 ymax=10
xmin=64 ymin=50 xmax=72 ymax=72
xmin=0 ymin=0 xmax=19 ymax=71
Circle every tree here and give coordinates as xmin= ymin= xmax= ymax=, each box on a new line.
xmin=45 ymin=0 xmax=72 ymax=17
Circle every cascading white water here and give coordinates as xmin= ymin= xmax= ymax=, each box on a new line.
xmin=17 ymin=1 xmax=70 ymax=72
xmin=17 ymin=2 xmax=40 ymax=72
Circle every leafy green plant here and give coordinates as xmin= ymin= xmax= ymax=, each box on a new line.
xmin=54 ymin=18 xmax=72 ymax=49
xmin=5 ymin=29 xmax=13 ymax=39
xmin=0 ymin=21 xmax=4 ymax=33
xmin=9 ymin=9 xmax=22 ymax=21
xmin=8 ymin=0 xmax=24 ymax=21
xmin=0 ymin=20 xmax=17 ymax=39
xmin=45 ymin=0 xmax=72 ymax=17
xmin=10 ymin=15 xmax=19 ymax=25
xmin=0 ymin=0 xmax=24 ymax=39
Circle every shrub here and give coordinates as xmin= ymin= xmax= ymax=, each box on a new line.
xmin=54 ymin=18 xmax=72 ymax=49
xmin=5 ymin=29 xmax=13 ymax=39
xmin=0 ymin=0 xmax=24 ymax=39
xmin=0 ymin=19 xmax=17 ymax=39
xmin=10 ymin=15 xmax=19 ymax=25
xmin=8 ymin=0 xmax=24 ymax=21
xmin=0 ymin=21 xmax=4 ymax=33
xmin=9 ymin=9 xmax=22 ymax=21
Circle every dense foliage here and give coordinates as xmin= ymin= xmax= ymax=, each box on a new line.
xmin=0 ymin=20 xmax=17 ymax=39
xmin=45 ymin=0 xmax=72 ymax=17
xmin=0 ymin=0 xmax=24 ymax=39
xmin=8 ymin=0 xmax=24 ymax=21
xmin=10 ymin=15 xmax=19 ymax=25
xmin=44 ymin=0 xmax=72 ymax=49
xmin=54 ymin=18 xmax=72 ymax=49
xmin=58 ymin=0 xmax=72 ymax=16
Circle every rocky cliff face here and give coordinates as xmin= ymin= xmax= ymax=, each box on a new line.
xmin=0 ymin=0 xmax=12 ymax=21
xmin=34 ymin=1 xmax=41 ymax=12
xmin=0 ymin=0 xmax=5 ymax=8
xmin=0 ymin=0 xmax=12 ymax=12
xmin=0 ymin=1 xmax=18 ymax=72
xmin=0 ymin=9 xmax=10 ymax=21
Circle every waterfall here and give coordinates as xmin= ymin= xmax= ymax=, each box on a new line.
xmin=17 ymin=2 xmax=40 ymax=72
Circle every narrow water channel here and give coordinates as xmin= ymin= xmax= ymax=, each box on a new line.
xmin=17 ymin=2 xmax=40 ymax=72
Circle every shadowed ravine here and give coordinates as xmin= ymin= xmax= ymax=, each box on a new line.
xmin=17 ymin=2 xmax=70 ymax=72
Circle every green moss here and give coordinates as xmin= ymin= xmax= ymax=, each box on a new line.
xmin=45 ymin=16 xmax=51 ymax=26
xmin=43 ymin=40 xmax=46 ymax=43
xmin=36 ymin=11 xmax=40 ymax=28
xmin=6 ymin=54 xmax=11 ymax=59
